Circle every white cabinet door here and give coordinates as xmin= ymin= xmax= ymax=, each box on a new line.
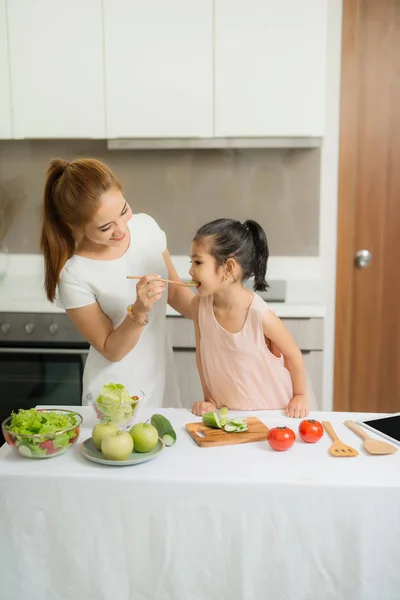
xmin=104 ymin=0 xmax=213 ymax=138
xmin=303 ymin=351 xmax=323 ymax=409
xmin=7 ymin=0 xmax=105 ymax=138
xmin=173 ymin=350 xmax=203 ymax=411
xmin=215 ymin=0 xmax=327 ymax=137
xmin=0 ymin=0 xmax=12 ymax=138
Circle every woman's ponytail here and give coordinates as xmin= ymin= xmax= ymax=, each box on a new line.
xmin=40 ymin=159 xmax=76 ymax=302
xmin=243 ymin=219 xmax=269 ymax=292
xmin=40 ymin=157 xmax=122 ymax=302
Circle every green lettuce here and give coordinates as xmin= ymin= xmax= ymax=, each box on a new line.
xmin=95 ymin=383 xmax=139 ymax=424
xmin=7 ymin=408 xmax=77 ymax=435
xmin=5 ymin=409 xmax=78 ymax=457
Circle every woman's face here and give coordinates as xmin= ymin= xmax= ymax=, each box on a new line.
xmin=82 ymin=187 xmax=133 ymax=246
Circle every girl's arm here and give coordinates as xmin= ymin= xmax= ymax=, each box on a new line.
xmin=163 ymin=249 xmax=194 ymax=319
xmin=262 ymin=310 xmax=309 ymax=418
xmin=66 ymin=274 xmax=165 ymax=363
xmin=191 ymin=295 xmax=217 ymax=416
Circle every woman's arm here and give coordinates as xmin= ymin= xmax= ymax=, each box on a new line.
xmin=66 ymin=274 xmax=165 ymax=363
xmin=262 ymin=310 xmax=308 ymax=418
xmin=191 ymin=296 xmax=216 ymax=416
xmin=163 ymin=249 xmax=194 ymax=319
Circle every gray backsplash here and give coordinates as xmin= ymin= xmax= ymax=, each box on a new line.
xmin=0 ymin=140 xmax=320 ymax=255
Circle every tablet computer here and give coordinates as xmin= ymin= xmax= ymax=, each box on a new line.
xmin=357 ymin=413 xmax=400 ymax=447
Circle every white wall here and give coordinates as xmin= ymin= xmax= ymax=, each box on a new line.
xmin=319 ymin=0 xmax=343 ymax=409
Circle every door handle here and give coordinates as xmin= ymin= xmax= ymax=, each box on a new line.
xmin=354 ymin=249 xmax=372 ymax=268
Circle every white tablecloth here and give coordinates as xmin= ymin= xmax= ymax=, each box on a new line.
xmin=1 ymin=407 xmax=399 ymax=600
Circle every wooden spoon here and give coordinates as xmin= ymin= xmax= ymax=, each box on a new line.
xmin=127 ymin=276 xmax=198 ymax=287
xmin=344 ymin=420 xmax=398 ymax=455
xmin=322 ymin=421 xmax=359 ymax=457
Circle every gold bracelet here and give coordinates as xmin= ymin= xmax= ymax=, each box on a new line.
xmin=127 ymin=305 xmax=149 ymax=326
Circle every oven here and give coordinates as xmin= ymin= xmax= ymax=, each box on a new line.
xmin=0 ymin=313 xmax=87 ymax=444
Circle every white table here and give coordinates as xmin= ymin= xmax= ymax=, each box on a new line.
xmin=1 ymin=407 xmax=399 ymax=600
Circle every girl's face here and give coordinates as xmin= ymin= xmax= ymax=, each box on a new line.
xmin=189 ymin=241 xmax=226 ymax=296
xmin=82 ymin=187 xmax=133 ymax=247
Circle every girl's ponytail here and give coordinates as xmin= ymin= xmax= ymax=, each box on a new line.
xmin=40 ymin=159 xmax=76 ymax=302
xmin=243 ymin=219 xmax=269 ymax=292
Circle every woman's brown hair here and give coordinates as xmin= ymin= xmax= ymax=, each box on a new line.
xmin=40 ymin=158 xmax=121 ymax=302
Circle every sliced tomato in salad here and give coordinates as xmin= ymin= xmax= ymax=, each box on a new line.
xmin=39 ymin=440 xmax=59 ymax=455
xmin=4 ymin=430 xmax=17 ymax=448
xmin=69 ymin=427 xmax=80 ymax=444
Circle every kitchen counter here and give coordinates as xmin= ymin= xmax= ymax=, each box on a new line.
xmin=0 ymin=406 xmax=399 ymax=600
xmin=0 ymin=275 xmax=326 ymax=318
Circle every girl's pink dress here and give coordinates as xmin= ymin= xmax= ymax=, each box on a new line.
xmin=198 ymin=292 xmax=317 ymax=410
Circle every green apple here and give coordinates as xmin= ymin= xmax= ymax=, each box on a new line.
xmin=92 ymin=421 xmax=119 ymax=450
xmin=129 ymin=422 xmax=159 ymax=453
xmin=101 ymin=430 xmax=134 ymax=460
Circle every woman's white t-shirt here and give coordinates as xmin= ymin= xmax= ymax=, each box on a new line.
xmin=57 ymin=214 xmax=180 ymax=408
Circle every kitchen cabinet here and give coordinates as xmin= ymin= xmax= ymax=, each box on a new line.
xmin=0 ymin=0 xmax=12 ymax=138
xmin=6 ymin=0 xmax=105 ymax=138
xmin=167 ymin=316 xmax=324 ymax=410
xmin=103 ymin=0 xmax=213 ymax=138
xmin=214 ymin=0 xmax=327 ymax=137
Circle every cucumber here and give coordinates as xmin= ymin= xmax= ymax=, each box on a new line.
xmin=202 ymin=411 xmax=222 ymax=429
xmin=224 ymin=421 xmax=249 ymax=433
xmin=224 ymin=424 xmax=237 ymax=432
xmin=230 ymin=418 xmax=245 ymax=426
xmin=150 ymin=414 xmax=177 ymax=446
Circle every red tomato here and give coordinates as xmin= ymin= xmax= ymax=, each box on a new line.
xmin=69 ymin=427 xmax=80 ymax=444
xmin=298 ymin=419 xmax=324 ymax=443
xmin=267 ymin=426 xmax=295 ymax=451
xmin=4 ymin=430 xmax=17 ymax=448
xmin=39 ymin=440 xmax=58 ymax=455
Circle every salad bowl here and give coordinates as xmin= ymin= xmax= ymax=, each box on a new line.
xmin=91 ymin=383 xmax=144 ymax=429
xmin=1 ymin=408 xmax=83 ymax=459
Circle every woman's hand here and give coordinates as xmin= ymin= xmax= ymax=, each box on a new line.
xmin=285 ymin=394 xmax=309 ymax=419
xmin=133 ymin=274 xmax=166 ymax=315
xmin=192 ymin=400 xmax=217 ymax=416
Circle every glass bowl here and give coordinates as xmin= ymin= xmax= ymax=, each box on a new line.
xmin=1 ymin=408 xmax=83 ymax=459
xmin=91 ymin=390 xmax=144 ymax=429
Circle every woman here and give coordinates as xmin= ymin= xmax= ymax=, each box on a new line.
xmin=40 ymin=158 xmax=193 ymax=407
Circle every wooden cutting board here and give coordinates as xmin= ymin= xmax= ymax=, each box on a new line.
xmin=185 ymin=417 xmax=270 ymax=448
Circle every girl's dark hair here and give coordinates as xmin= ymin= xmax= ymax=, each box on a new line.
xmin=40 ymin=158 xmax=122 ymax=302
xmin=193 ymin=218 xmax=269 ymax=291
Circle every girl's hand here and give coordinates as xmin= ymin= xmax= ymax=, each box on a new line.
xmin=134 ymin=274 xmax=166 ymax=314
xmin=192 ymin=400 xmax=216 ymax=416
xmin=285 ymin=394 xmax=309 ymax=419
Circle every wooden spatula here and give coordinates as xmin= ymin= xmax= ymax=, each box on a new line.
xmin=344 ymin=420 xmax=398 ymax=455
xmin=322 ymin=421 xmax=359 ymax=457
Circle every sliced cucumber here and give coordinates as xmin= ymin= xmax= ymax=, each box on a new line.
xmin=224 ymin=424 xmax=237 ymax=432
xmin=162 ymin=434 xmax=176 ymax=447
xmin=150 ymin=414 xmax=177 ymax=446
xmin=230 ymin=418 xmax=246 ymax=426
xmin=18 ymin=445 xmax=33 ymax=458
xmin=202 ymin=411 xmax=222 ymax=429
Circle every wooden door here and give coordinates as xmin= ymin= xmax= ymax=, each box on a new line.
xmin=334 ymin=0 xmax=400 ymax=412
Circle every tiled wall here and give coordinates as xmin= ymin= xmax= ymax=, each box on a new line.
xmin=0 ymin=140 xmax=320 ymax=255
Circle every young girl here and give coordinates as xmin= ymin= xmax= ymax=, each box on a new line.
xmin=190 ymin=218 xmax=316 ymax=418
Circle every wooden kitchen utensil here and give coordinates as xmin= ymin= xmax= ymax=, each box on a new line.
xmin=186 ymin=417 xmax=270 ymax=448
xmin=322 ymin=421 xmax=359 ymax=457
xmin=344 ymin=420 xmax=398 ymax=455
xmin=127 ymin=276 xmax=198 ymax=287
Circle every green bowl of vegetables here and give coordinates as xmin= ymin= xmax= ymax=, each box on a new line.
xmin=91 ymin=383 xmax=143 ymax=429
xmin=1 ymin=408 xmax=83 ymax=459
